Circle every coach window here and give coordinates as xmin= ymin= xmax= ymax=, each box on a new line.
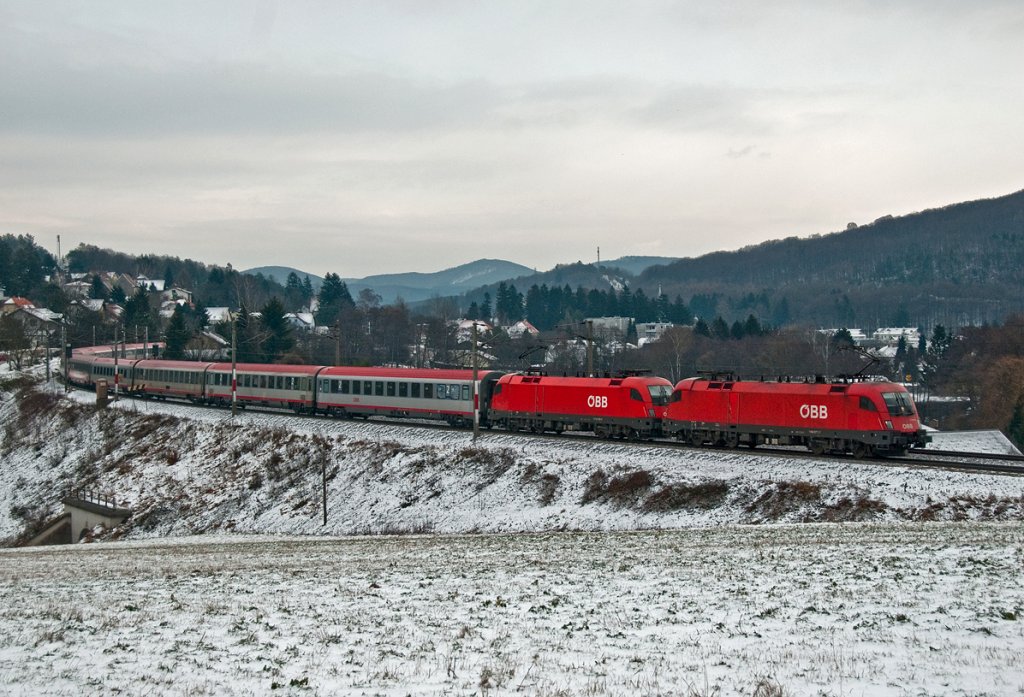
xmin=364 ymin=381 xmax=372 ymax=395
xmin=411 ymin=383 xmax=420 ymax=398
xmin=423 ymin=383 xmax=433 ymax=399
xmin=351 ymin=380 xmax=360 ymax=395
xmin=436 ymin=384 xmax=447 ymax=399
xmin=399 ymin=382 xmax=408 ymax=398
xmin=387 ymin=382 xmax=396 ymax=397
xmin=461 ymin=385 xmax=470 ymax=401
xmin=375 ymin=381 xmax=384 ymax=396
xmin=340 ymin=379 xmax=349 ymax=394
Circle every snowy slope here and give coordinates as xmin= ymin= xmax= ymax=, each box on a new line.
xmin=2 ymin=377 xmax=1023 ymax=545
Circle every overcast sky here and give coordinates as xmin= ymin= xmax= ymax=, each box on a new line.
xmin=2 ymin=1 xmax=1022 ymax=278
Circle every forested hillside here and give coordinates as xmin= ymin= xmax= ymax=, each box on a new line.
xmin=639 ymin=190 xmax=1024 ymax=328
xmin=457 ymin=190 xmax=1024 ymax=330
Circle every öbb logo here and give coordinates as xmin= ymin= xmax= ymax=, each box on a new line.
xmin=800 ymin=404 xmax=828 ymax=419
xmin=587 ymin=395 xmax=608 ymax=409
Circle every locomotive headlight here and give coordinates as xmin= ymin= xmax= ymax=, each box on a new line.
xmin=884 ymin=420 xmax=893 ymax=430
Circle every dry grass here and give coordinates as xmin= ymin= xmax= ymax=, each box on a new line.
xmin=581 ymin=469 xmax=653 ymax=507
xmin=642 ymin=480 xmax=730 ymax=513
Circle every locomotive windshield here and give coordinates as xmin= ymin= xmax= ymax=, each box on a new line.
xmin=647 ymin=385 xmax=673 ymax=406
xmin=881 ymin=391 xmax=916 ymax=416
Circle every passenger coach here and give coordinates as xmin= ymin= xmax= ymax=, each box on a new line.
xmin=316 ymin=367 xmax=504 ymax=426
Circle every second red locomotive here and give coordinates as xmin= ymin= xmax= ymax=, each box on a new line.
xmin=488 ymin=372 xmax=674 ymax=439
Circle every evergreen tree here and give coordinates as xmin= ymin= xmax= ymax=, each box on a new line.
xmin=744 ymin=314 xmax=763 ymax=338
xmin=315 ymin=273 xmax=355 ymax=327
xmin=89 ymin=275 xmax=108 ymax=300
xmin=832 ymin=327 xmax=855 ymax=347
xmin=480 ymin=292 xmax=492 ymax=322
xmin=496 ymin=282 xmax=523 ymax=324
xmin=711 ymin=316 xmax=730 ymax=340
xmin=190 ymin=299 xmax=208 ymax=330
xmin=670 ymin=295 xmax=692 ymax=325
xmin=122 ymin=287 xmax=156 ymax=333
xmin=260 ymin=297 xmax=294 ymax=363
xmin=694 ymin=318 xmax=711 ymax=337
xmin=163 ymin=305 xmax=192 ymax=359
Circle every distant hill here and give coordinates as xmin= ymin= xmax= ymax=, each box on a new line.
xmin=450 ymin=190 xmax=1024 ymax=330
xmin=344 ymin=259 xmax=535 ymax=304
xmin=601 ymin=256 xmax=679 ymax=275
xmin=636 ymin=189 xmax=1024 ymax=328
xmin=244 ymin=266 xmax=324 ymax=291
xmin=245 ymin=259 xmax=534 ymax=305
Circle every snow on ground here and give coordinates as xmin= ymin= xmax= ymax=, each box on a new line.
xmin=3 ymin=378 xmax=1024 ymax=694
xmin=1 ymin=524 xmax=1023 ymax=696
xmin=930 ymin=429 xmax=1022 ymax=455
xmin=2 ymin=380 xmax=1023 ymax=545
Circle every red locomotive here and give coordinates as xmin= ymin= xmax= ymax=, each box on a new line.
xmin=664 ymin=375 xmax=930 ymax=457
xmin=488 ymin=372 xmax=674 ymax=439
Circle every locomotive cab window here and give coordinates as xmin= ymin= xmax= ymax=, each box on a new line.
xmin=630 ymin=388 xmax=643 ymax=402
xmin=859 ymin=396 xmax=878 ymax=412
xmin=882 ymin=392 xmax=915 ymax=416
xmin=648 ymin=385 xmax=672 ymax=406
xmin=669 ymin=389 xmax=682 ymax=403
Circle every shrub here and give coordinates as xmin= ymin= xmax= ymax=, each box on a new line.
xmin=642 ymin=480 xmax=730 ymax=513
xmin=581 ymin=469 xmax=653 ymax=507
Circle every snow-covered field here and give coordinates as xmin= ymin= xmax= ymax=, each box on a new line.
xmin=3 ymin=375 xmax=1024 ymax=694
xmin=2 ymin=523 xmax=1023 ymax=696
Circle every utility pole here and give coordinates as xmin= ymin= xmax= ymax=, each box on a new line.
xmin=334 ymin=319 xmax=341 ymax=366
xmin=322 ymin=454 xmax=328 ymax=526
xmin=113 ymin=324 xmax=120 ymax=400
xmin=589 ymin=320 xmax=595 ymax=376
xmin=472 ymin=321 xmax=479 ymax=441
xmin=231 ymin=315 xmax=238 ymax=418
xmin=61 ymin=320 xmax=68 ymax=393
xmin=44 ymin=330 xmax=51 ymax=383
